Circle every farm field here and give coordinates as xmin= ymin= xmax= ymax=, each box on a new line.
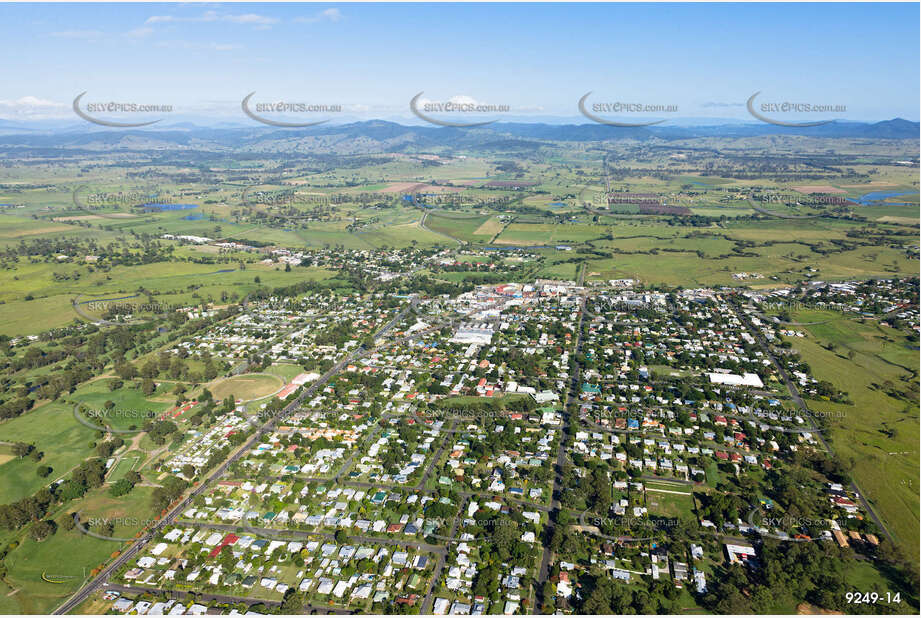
xmin=423 ymin=213 xmax=490 ymax=244
xmin=494 ymin=223 xmax=602 ymax=246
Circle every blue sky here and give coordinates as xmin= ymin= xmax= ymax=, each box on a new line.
xmin=0 ymin=2 xmax=917 ymax=125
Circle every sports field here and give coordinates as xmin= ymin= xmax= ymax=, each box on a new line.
xmin=208 ymin=373 xmax=285 ymax=402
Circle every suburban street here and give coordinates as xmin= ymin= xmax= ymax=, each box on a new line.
xmin=536 ymin=266 xmax=586 ymax=611
xmin=53 ymin=302 xmax=416 ymax=615
xmin=728 ymin=297 xmax=894 ymax=544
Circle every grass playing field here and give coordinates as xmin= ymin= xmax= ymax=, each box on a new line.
xmin=208 ymin=373 xmax=285 ymax=402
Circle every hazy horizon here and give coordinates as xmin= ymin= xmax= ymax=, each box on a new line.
xmin=0 ymin=2 xmax=918 ymax=128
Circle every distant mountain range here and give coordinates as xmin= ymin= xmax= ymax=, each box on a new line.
xmin=0 ymin=118 xmax=916 ymax=154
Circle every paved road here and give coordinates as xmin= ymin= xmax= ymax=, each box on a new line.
xmin=413 ymin=418 xmax=456 ymax=491
xmin=53 ymin=302 xmax=415 ymax=615
xmin=580 ymin=416 xmax=788 ymax=461
xmin=457 ymin=491 xmax=553 ymax=513
xmin=213 ymin=468 xmax=557 ymax=516
xmin=536 ymin=268 xmax=587 ymax=611
xmin=327 ymin=418 xmax=391 ymax=483
xmin=174 ymin=520 xmax=448 ymax=554
xmin=420 ymin=496 xmax=467 ymax=613
xmin=101 ymin=583 xmax=353 ymax=614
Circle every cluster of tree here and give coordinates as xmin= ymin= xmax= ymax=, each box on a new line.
xmin=0 ymin=458 xmax=107 ymax=531
xmin=150 ymin=475 xmax=190 ymax=512
xmin=694 ymin=490 xmax=748 ymax=527
xmin=144 ymin=419 xmax=179 ymax=445
xmin=0 ymin=396 xmax=34 ymax=421
xmin=577 ymin=574 xmax=682 ymax=614
xmin=702 ymin=540 xmax=918 ymax=613
xmin=2 ymin=306 xmax=231 ymax=420
xmin=109 ymin=470 xmax=142 ymax=497
xmin=388 ymin=274 xmax=475 ymax=298
xmin=115 ymin=349 xmax=220 ymax=386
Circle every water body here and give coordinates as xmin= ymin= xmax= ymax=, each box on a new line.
xmin=852 ymin=191 xmax=918 ymax=206
xmin=141 ymin=203 xmax=199 ymax=211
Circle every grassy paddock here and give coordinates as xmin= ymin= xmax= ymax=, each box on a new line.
xmin=786 ymin=315 xmax=919 ymax=562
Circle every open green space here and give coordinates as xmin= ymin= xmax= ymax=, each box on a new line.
xmin=785 ymin=313 xmax=919 ymax=562
xmin=0 ymin=402 xmax=97 ymax=503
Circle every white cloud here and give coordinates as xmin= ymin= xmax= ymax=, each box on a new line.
xmin=447 ymin=95 xmax=479 ymax=106
xmin=145 ymin=11 xmax=278 ymax=27
xmin=224 ymin=13 xmax=279 ymax=26
xmin=295 ymin=8 xmax=343 ymax=24
xmin=145 ymin=15 xmax=176 ymax=25
xmin=0 ymin=96 xmax=70 ymax=120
